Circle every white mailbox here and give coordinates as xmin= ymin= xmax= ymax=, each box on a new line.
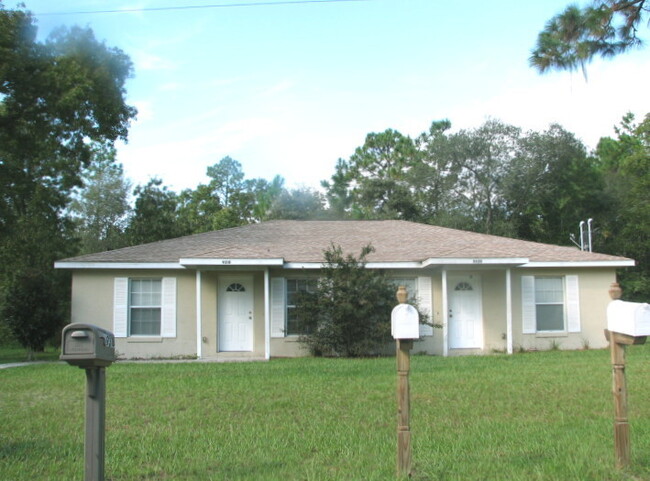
xmin=607 ymin=300 xmax=650 ymax=337
xmin=391 ymin=304 xmax=419 ymax=340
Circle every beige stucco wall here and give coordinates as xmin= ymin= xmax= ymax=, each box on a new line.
xmin=511 ymin=268 xmax=615 ymax=352
xmin=68 ymin=265 xmax=619 ymax=359
xmin=441 ymin=268 xmax=616 ymax=354
xmin=71 ymin=269 xmax=197 ymax=359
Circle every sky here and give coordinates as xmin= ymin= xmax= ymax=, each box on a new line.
xmin=12 ymin=0 xmax=650 ymax=192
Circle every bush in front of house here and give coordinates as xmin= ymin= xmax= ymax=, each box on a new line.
xmin=293 ymin=244 xmax=398 ymax=357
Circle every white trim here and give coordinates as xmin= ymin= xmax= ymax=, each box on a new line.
xmin=270 ymin=278 xmax=286 ymax=338
xmin=180 ymin=258 xmax=284 ymax=266
xmin=366 ymin=262 xmax=424 ymax=269
xmin=506 ymin=268 xmax=513 ymax=355
xmin=285 ymin=259 xmax=529 ymax=269
xmin=160 ymin=277 xmax=177 ymax=338
xmin=113 ymin=277 xmax=128 ymax=338
xmin=521 ymin=276 xmax=536 ymax=334
xmin=196 ymin=271 xmax=202 ymax=359
xmin=264 ymin=268 xmax=271 ymax=360
xmin=55 ymin=262 xmax=183 ymax=269
xmin=522 ymin=260 xmax=634 ymax=268
xmin=282 ymin=263 xmax=323 ymax=270
xmin=442 ymin=269 xmax=448 ymax=357
xmin=422 ymin=257 xmax=528 ymax=267
xmin=283 ymin=261 xmax=423 ymax=269
xmin=56 ymin=259 xmax=633 ymax=270
xmin=417 ymin=276 xmax=433 ymax=337
xmin=566 ymin=275 xmax=581 ymax=333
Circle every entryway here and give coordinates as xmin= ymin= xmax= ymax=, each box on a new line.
xmin=448 ymin=274 xmax=483 ymax=349
xmin=218 ymin=276 xmax=254 ymax=352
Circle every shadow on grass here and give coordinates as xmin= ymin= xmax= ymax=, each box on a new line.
xmin=0 ymin=439 xmax=58 ymax=460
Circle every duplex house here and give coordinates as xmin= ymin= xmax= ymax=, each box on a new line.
xmin=55 ymin=220 xmax=633 ymax=359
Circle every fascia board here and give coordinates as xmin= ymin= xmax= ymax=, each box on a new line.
xmin=179 ymin=258 xmax=284 ymax=267
xmin=521 ymin=260 xmax=635 ymax=268
xmin=54 ymin=262 xmax=184 ymax=269
xmin=422 ymin=257 xmax=529 ymax=267
xmin=283 ymin=262 xmax=423 ymax=270
xmin=365 ymin=262 xmax=424 ymax=269
xmin=283 ymin=263 xmax=323 ymax=269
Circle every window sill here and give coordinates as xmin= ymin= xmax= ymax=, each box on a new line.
xmin=127 ymin=337 xmax=163 ymax=343
xmin=535 ymin=331 xmax=568 ymax=338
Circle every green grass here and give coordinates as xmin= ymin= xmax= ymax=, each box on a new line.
xmin=0 ymin=344 xmax=61 ymax=363
xmin=2 ymin=349 xmax=650 ymax=480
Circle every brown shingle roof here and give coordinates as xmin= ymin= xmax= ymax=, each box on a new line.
xmin=57 ymin=220 xmax=632 ymax=266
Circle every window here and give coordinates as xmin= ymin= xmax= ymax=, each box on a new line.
xmin=130 ymin=279 xmax=162 ymax=336
xmin=286 ymin=278 xmax=318 ymax=335
xmin=226 ymin=283 xmax=246 ymax=292
xmin=270 ymin=276 xmax=433 ymax=339
xmin=535 ymin=277 xmax=564 ymax=331
xmin=522 ymin=275 xmax=580 ymax=334
xmin=113 ymin=277 xmax=176 ymax=338
xmin=390 ymin=278 xmax=417 ymax=302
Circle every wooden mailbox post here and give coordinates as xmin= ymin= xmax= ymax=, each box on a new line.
xmin=605 ymin=283 xmax=650 ymax=468
xmin=391 ymin=286 xmax=419 ymax=478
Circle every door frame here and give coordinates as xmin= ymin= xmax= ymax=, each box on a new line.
xmin=217 ymin=275 xmax=254 ymax=352
xmin=447 ymin=274 xmax=484 ymax=350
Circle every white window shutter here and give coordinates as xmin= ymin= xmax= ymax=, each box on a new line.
xmin=161 ymin=277 xmax=177 ymax=338
xmin=566 ymin=275 xmax=581 ymax=333
xmin=113 ymin=277 xmax=128 ymax=338
xmin=270 ymin=278 xmax=285 ymax=338
xmin=417 ymin=276 xmax=434 ymax=336
xmin=521 ymin=276 xmax=536 ymax=334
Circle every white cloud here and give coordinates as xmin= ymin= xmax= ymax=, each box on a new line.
xmin=131 ymin=49 xmax=177 ymax=71
xmin=447 ymin=56 xmax=650 ymax=149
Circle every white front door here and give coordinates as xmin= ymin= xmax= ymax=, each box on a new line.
xmin=218 ymin=277 xmax=254 ymax=352
xmin=448 ymin=275 xmax=483 ymax=349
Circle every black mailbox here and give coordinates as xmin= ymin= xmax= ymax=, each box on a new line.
xmin=60 ymin=323 xmax=116 ymax=368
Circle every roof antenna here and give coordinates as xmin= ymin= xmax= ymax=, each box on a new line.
xmin=570 ymin=220 xmax=594 ymax=252
xmin=569 ymin=233 xmax=581 ymax=249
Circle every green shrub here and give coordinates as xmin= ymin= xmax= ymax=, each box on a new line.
xmin=294 ymin=244 xmax=401 ymax=357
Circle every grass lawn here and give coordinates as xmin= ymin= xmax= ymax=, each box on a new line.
xmin=2 ymin=348 xmax=650 ymax=480
xmin=0 ymin=344 xmax=61 ymax=364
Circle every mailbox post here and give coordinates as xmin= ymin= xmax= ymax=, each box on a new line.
xmin=60 ymin=323 xmax=116 ymax=481
xmin=604 ymin=284 xmax=650 ymax=468
xmin=391 ymin=286 xmax=419 ymax=478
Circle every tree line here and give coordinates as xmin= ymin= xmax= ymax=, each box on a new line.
xmin=72 ymin=114 xmax=650 ymax=303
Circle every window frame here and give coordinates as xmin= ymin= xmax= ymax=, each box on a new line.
xmin=533 ymin=276 xmax=567 ymax=333
xmin=522 ymin=274 xmax=580 ymax=336
xmin=285 ymin=277 xmax=319 ymax=336
xmin=389 ymin=277 xmax=418 ymax=303
xmin=128 ymin=277 xmax=163 ymax=337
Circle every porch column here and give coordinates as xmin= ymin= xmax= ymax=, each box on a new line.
xmin=442 ymin=269 xmax=449 ymax=357
xmin=195 ymin=270 xmax=202 ymax=359
xmin=506 ymin=268 xmax=513 ymax=355
xmin=264 ymin=268 xmax=271 ymax=360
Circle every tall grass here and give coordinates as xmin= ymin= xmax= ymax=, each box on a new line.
xmin=2 ymin=348 xmax=650 ymax=480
